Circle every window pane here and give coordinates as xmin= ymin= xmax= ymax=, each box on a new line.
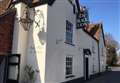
xmin=8 ymin=66 xmax=18 ymax=80
xmin=66 ymin=20 xmax=73 ymax=44
xmin=66 ymin=57 xmax=73 ymax=75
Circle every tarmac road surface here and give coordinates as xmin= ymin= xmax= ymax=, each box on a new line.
xmin=85 ymin=67 xmax=120 ymax=83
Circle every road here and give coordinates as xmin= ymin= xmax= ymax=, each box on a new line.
xmin=85 ymin=67 xmax=120 ymax=83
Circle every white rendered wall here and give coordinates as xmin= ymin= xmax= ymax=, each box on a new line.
xmin=45 ymin=0 xmax=84 ymax=83
xmin=99 ymin=29 xmax=106 ymax=72
xmin=77 ymin=29 xmax=99 ymax=76
xmin=12 ymin=3 xmax=28 ymax=82
xmin=26 ymin=4 xmax=48 ymax=83
xmin=12 ymin=1 xmax=106 ymax=83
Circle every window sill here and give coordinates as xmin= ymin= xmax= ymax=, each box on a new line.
xmin=66 ymin=75 xmax=75 ymax=78
xmin=64 ymin=42 xmax=75 ymax=46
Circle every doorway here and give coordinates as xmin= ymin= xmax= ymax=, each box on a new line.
xmin=83 ymin=49 xmax=91 ymax=80
xmin=85 ymin=57 xmax=89 ymax=80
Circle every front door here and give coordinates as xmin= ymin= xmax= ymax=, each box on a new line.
xmin=85 ymin=57 xmax=89 ymax=80
xmin=83 ymin=49 xmax=91 ymax=80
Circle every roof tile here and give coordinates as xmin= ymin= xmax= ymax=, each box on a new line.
xmin=0 ymin=0 xmax=12 ymax=15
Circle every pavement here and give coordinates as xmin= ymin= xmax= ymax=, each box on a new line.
xmin=85 ymin=67 xmax=120 ymax=83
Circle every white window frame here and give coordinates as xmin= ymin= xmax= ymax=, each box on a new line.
xmin=65 ymin=56 xmax=73 ymax=78
xmin=66 ymin=20 xmax=73 ymax=44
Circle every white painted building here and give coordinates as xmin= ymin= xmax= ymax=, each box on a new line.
xmin=0 ymin=0 xmax=106 ymax=83
xmin=98 ymin=24 xmax=106 ymax=72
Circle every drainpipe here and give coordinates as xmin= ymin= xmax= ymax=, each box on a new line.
xmin=97 ymin=41 xmax=100 ymax=73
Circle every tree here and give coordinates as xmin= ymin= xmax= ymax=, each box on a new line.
xmin=105 ymin=33 xmax=119 ymax=50
xmin=105 ymin=33 xmax=120 ymax=66
xmin=22 ymin=65 xmax=36 ymax=83
xmin=106 ymin=45 xmax=117 ymax=65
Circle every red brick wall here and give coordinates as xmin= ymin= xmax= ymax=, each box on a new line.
xmin=0 ymin=10 xmax=16 ymax=54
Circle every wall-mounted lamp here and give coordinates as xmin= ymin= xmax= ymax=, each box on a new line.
xmin=18 ymin=6 xmax=33 ymax=31
xmin=18 ymin=5 xmax=44 ymax=31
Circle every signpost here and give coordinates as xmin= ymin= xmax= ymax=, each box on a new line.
xmin=76 ymin=6 xmax=89 ymax=29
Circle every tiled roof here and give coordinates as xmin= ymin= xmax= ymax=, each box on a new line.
xmin=86 ymin=23 xmax=102 ymax=41
xmin=84 ymin=23 xmax=105 ymax=46
xmin=32 ymin=0 xmax=39 ymax=3
xmin=0 ymin=0 xmax=12 ymax=15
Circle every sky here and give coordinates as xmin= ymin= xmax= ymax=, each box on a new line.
xmin=79 ymin=0 xmax=120 ymax=44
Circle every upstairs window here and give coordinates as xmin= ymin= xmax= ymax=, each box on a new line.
xmin=92 ymin=42 xmax=95 ymax=54
xmin=73 ymin=4 xmax=76 ymax=14
xmin=66 ymin=20 xmax=73 ymax=44
xmin=101 ymin=46 xmax=104 ymax=56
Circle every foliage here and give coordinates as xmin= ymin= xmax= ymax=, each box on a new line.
xmin=23 ymin=65 xmax=36 ymax=83
xmin=106 ymin=45 xmax=117 ymax=65
xmin=105 ymin=33 xmax=120 ymax=50
xmin=105 ymin=33 xmax=120 ymax=66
